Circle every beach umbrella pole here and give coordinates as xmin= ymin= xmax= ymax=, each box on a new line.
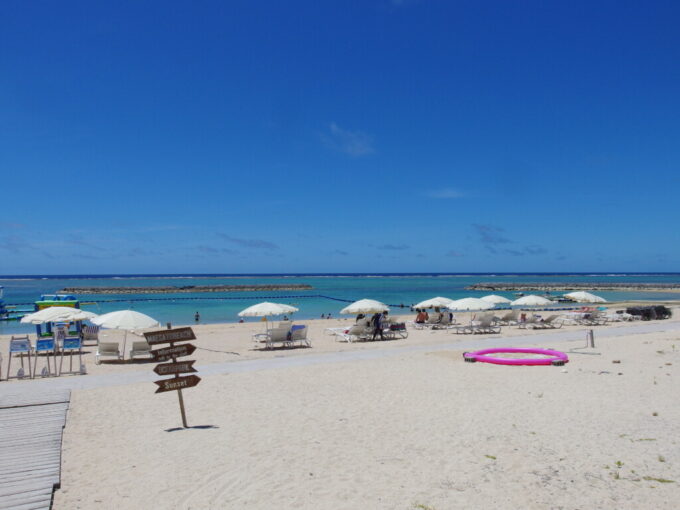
xmin=122 ymin=331 xmax=127 ymax=361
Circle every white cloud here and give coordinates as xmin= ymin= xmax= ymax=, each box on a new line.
xmin=426 ymin=188 xmax=464 ymax=199
xmin=323 ymin=122 xmax=375 ymax=156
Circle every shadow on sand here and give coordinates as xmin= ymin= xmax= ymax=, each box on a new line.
xmin=165 ymin=425 xmax=219 ymax=432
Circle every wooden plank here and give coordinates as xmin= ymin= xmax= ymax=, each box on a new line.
xmin=0 ymin=391 xmax=70 ymax=409
xmin=0 ymin=484 xmax=54 ymax=498
xmin=0 ymin=390 xmax=69 ymax=510
xmin=0 ymin=465 xmax=59 ymax=477
xmin=0 ymin=471 xmax=59 ymax=486
xmin=0 ymin=492 xmax=52 ymax=510
xmin=0 ymin=502 xmax=51 ymax=510
xmin=0 ymin=500 xmax=52 ymax=510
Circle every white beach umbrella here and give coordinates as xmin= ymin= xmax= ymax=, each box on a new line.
xmin=480 ymin=295 xmax=513 ymax=305
xmin=66 ymin=310 xmax=99 ymax=321
xmin=21 ymin=306 xmax=98 ymax=325
xmin=564 ymin=291 xmax=607 ymax=303
xmin=447 ymin=298 xmax=495 ymax=311
xmin=413 ymin=296 xmax=454 ymax=309
xmin=238 ymin=302 xmax=299 ymax=317
xmin=340 ymin=299 xmax=389 ymax=315
xmin=511 ymin=295 xmax=553 ymax=307
xmin=92 ymin=310 xmax=161 ymax=358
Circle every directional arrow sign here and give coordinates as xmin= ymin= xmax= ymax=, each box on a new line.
xmin=150 ymin=343 xmax=196 ymax=362
xmin=144 ymin=327 xmax=196 ymax=346
xmin=153 ymin=360 xmax=197 ymax=376
xmin=154 ymin=375 xmax=201 ymax=394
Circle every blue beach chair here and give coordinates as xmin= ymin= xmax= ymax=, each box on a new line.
xmin=33 ymin=337 xmax=56 ymax=377
xmin=7 ymin=335 xmax=33 ymax=379
xmin=59 ymin=337 xmax=85 ymax=376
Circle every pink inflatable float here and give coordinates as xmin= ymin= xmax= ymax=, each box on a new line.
xmin=463 ymin=347 xmax=569 ymax=366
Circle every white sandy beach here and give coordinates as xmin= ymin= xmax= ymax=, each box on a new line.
xmin=3 ymin=308 xmax=680 ymax=509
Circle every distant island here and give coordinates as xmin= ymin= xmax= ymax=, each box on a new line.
xmin=467 ymin=283 xmax=680 ymax=292
xmin=61 ymin=284 xmax=313 ymax=294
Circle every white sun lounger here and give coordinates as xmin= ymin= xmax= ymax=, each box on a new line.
xmin=129 ymin=340 xmax=152 ymax=360
xmin=96 ymin=341 xmax=122 ymax=364
xmin=290 ymin=326 xmax=311 ymax=347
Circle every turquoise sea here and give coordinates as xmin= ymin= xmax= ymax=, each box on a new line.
xmin=1 ymin=273 xmax=679 ymax=335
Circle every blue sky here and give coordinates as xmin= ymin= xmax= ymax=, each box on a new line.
xmin=1 ymin=0 xmax=679 ymax=274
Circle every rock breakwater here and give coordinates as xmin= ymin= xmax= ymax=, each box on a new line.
xmin=61 ymin=284 xmax=313 ymax=294
xmin=466 ymin=283 xmax=680 ymax=292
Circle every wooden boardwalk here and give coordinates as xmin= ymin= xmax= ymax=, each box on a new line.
xmin=0 ymin=389 xmax=70 ymax=510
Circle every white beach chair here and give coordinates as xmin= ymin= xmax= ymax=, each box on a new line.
xmin=265 ymin=328 xmax=290 ymax=349
xmin=470 ymin=316 xmax=501 ymax=334
xmin=290 ymin=326 xmax=311 ymax=347
xmin=531 ymin=314 xmax=564 ymax=329
xmin=347 ymin=324 xmax=373 ymax=342
xmin=518 ymin=316 xmax=540 ymax=329
xmin=129 ymin=340 xmax=152 ymax=360
xmin=495 ymin=310 xmax=519 ymax=325
xmin=96 ymin=341 xmax=122 ymax=364
xmin=324 ymin=327 xmax=351 ymax=342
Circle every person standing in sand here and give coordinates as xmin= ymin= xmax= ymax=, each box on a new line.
xmin=371 ymin=312 xmax=384 ymax=340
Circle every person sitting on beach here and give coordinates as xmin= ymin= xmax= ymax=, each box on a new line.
xmin=433 ymin=307 xmax=444 ymax=323
xmin=327 ymin=313 xmax=332 ymax=319
xmin=321 ymin=313 xmax=325 ymax=319
xmin=415 ymin=309 xmax=429 ymax=324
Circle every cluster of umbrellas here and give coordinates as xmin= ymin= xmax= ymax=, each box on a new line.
xmin=20 ymin=308 xmax=161 ymax=354
xmin=407 ymin=291 xmax=607 ymax=311
xmin=234 ymin=291 xmax=608 ymax=321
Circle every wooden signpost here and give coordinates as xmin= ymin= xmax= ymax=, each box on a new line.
xmin=145 ymin=327 xmax=200 ymax=428
xmin=151 ymin=343 xmax=196 ymax=362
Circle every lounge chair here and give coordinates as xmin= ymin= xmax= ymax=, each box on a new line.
xmin=81 ymin=325 xmax=100 ymax=345
xmin=96 ymin=341 xmax=122 ymax=364
xmin=583 ymin=312 xmax=608 ymax=326
xmin=265 ymin=327 xmax=290 ymax=349
xmin=495 ymin=309 xmax=519 ymax=325
xmin=7 ymin=335 xmax=33 ymax=379
xmin=346 ymin=324 xmax=373 ymax=342
xmin=290 ymin=326 xmax=311 ymax=347
xmin=129 ymin=340 xmax=152 ymax=360
xmin=532 ymin=314 xmax=564 ymax=329
xmin=325 ymin=327 xmax=351 ymax=342
xmin=432 ymin=314 xmax=454 ymax=330
xmin=383 ymin=321 xmax=409 ymax=339
xmin=253 ymin=323 xmax=291 ymax=345
xmin=518 ymin=316 xmax=541 ymax=329
xmin=470 ymin=316 xmax=501 ymax=334
xmin=417 ymin=314 xmax=442 ymax=329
